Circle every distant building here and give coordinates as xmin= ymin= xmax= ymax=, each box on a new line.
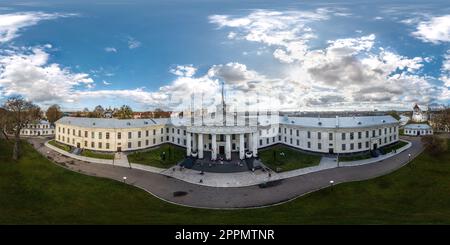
xmin=411 ymin=104 xmax=428 ymax=123
xmin=20 ymin=120 xmax=55 ymax=136
xmin=404 ymin=124 xmax=433 ymax=136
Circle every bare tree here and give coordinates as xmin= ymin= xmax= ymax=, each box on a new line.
xmin=0 ymin=107 xmax=11 ymax=140
xmin=115 ymin=105 xmax=133 ymax=119
xmin=46 ymin=104 xmax=64 ymax=126
xmin=3 ymin=96 xmax=41 ymax=160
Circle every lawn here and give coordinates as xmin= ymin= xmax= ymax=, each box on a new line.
xmin=81 ymin=149 xmax=115 ymax=160
xmin=380 ymin=141 xmax=408 ymax=154
xmin=1 ymin=138 xmax=450 ymax=224
xmin=127 ymin=143 xmax=185 ymax=168
xmin=339 ymin=153 xmax=372 ymax=162
xmin=259 ymin=145 xmax=321 ymax=172
xmin=48 ymin=140 xmax=71 ymax=152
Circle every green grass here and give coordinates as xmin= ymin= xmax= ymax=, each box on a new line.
xmin=48 ymin=140 xmax=71 ymax=152
xmin=1 ymin=138 xmax=450 ymax=224
xmin=127 ymin=143 xmax=185 ymax=168
xmin=339 ymin=153 xmax=372 ymax=162
xmin=381 ymin=141 xmax=408 ymax=154
xmin=259 ymin=145 xmax=321 ymax=172
xmin=80 ymin=149 xmax=114 ymax=160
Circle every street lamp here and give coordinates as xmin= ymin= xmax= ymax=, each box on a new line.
xmin=329 ymin=180 xmax=334 ymax=186
xmin=123 ymin=176 xmax=127 ymax=183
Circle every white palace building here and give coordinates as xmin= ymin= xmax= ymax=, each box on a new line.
xmin=55 ymin=111 xmax=399 ymax=160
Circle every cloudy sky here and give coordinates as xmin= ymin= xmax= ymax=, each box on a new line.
xmin=0 ymin=0 xmax=449 ymax=111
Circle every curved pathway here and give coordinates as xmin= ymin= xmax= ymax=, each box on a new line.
xmin=28 ymin=136 xmax=424 ymax=209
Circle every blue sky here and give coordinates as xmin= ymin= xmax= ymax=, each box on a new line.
xmin=0 ymin=0 xmax=449 ymax=111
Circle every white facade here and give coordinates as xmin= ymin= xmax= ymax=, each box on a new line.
xmin=55 ymin=115 xmax=399 ymax=159
xmin=20 ymin=120 xmax=55 ymax=136
xmin=412 ymin=104 xmax=428 ymax=122
xmin=404 ymin=124 xmax=433 ymax=136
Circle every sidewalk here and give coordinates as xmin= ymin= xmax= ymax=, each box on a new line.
xmin=44 ymin=139 xmax=412 ymax=188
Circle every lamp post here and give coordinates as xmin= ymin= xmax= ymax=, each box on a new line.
xmin=123 ymin=176 xmax=127 ymax=183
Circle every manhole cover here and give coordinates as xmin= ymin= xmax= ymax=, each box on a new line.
xmin=173 ymin=191 xmax=188 ymax=197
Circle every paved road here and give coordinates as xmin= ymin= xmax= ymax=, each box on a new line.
xmin=28 ymin=136 xmax=424 ymax=209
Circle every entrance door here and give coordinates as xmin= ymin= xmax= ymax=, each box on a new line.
xmin=117 ymin=147 xmax=122 ymax=152
xmin=219 ymin=146 xmax=225 ymax=155
xmin=77 ymin=143 xmax=80 ymax=148
xmin=417 ymin=131 xmax=420 ymax=136
xmin=373 ymin=144 xmax=378 ymax=150
xmin=329 ymin=148 xmax=334 ymax=154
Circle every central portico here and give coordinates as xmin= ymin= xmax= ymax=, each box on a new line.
xmin=186 ymin=125 xmax=258 ymax=160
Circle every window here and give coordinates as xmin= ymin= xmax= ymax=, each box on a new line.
xmin=84 ymin=141 xmax=87 ymax=147
xmin=146 ymin=139 xmax=149 ymax=146
xmin=85 ymin=131 xmax=88 ymax=137
xmin=284 ymin=128 xmax=287 ymax=134
xmin=358 ymin=142 xmax=362 ymax=149
xmin=73 ymin=129 xmax=75 ymax=136
xmin=372 ymin=130 xmax=376 ymax=137
xmin=318 ymin=143 xmax=322 ymax=150
xmin=98 ymin=142 xmax=102 ymax=149
xmin=384 ymin=128 xmax=387 ymax=134
xmin=267 ymin=138 xmax=269 ymax=144
xmin=146 ymin=130 xmax=149 ymax=137
xmin=350 ymin=143 xmax=354 ymax=150
xmin=91 ymin=132 xmax=95 ymax=139
xmin=350 ymin=132 xmax=354 ymax=140
xmin=296 ymin=130 xmax=299 ymax=136
xmin=117 ymin=132 xmax=121 ymax=139
xmin=78 ymin=130 xmax=81 ymax=137
xmin=62 ymin=128 xmax=65 ymax=134
xmin=106 ymin=132 xmax=110 ymax=139
xmin=384 ymin=137 xmax=387 ymax=143
xmin=166 ymin=128 xmax=169 ymax=133
xmin=153 ymin=138 xmax=156 ymax=144
xmin=172 ymin=128 xmax=174 ymax=133
xmin=232 ymin=134 xmax=236 ymax=140
xmin=138 ymin=141 xmax=141 ymax=147
xmin=307 ymin=131 xmax=311 ymax=139
xmin=297 ymin=139 xmax=299 ymax=146
xmin=318 ymin=132 xmax=321 ymax=140
xmin=99 ymin=132 xmax=102 ymax=140
xmin=307 ymin=142 xmax=311 ymax=148
xmin=161 ymin=128 xmax=163 ymax=134
xmin=342 ymin=144 xmax=346 ymax=151
xmin=177 ymin=129 xmax=180 ymax=134
xmin=342 ymin=133 xmax=346 ymax=140
xmin=128 ymin=142 xmax=132 ymax=148
xmin=153 ymin=129 xmax=156 ymax=135
xmin=358 ymin=132 xmax=361 ymax=139
xmin=329 ymin=133 xmax=333 ymax=140
xmin=91 ymin=142 xmax=94 ymax=148
xmin=379 ymin=129 xmax=382 ymax=135
xmin=128 ymin=132 xmax=132 ymax=139
xmin=138 ymin=131 xmax=141 ymax=138
xmin=366 ymin=131 xmax=369 ymax=138
xmin=289 ymin=138 xmax=292 ymax=144
xmin=290 ymin=129 xmax=292 ymax=135
xmin=106 ymin=143 xmax=110 ymax=149
xmin=366 ymin=141 xmax=369 ymax=148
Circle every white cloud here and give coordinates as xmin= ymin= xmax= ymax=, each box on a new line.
xmin=0 ymin=46 xmax=93 ymax=103
xmin=208 ymin=9 xmax=448 ymax=109
xmin=412 ymin=15 xmax=450 ymax=44
xmin=210 ymin=9 xmax=331 ymax=63
xmin=170 ymin=65 xmax=197 ymax=77
xmin=104 ymin=47 xmax=117 ymax=53
xmin=127 ymin=37 xmax=141 ymax=49
xmin=0 ymin=12 xmax=75 ymax=43
xmin=102 ymin=80 xmax=112 ymax=85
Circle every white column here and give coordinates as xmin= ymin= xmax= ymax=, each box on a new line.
xmin=198 ymin=133 xmax=203 ymax=159
xmin=192 ymin=133 xmax=197 ymax=151
xmin=211 ymin=134 xmax=217 ymax=160
xmin=252 ymin=132 xmax=258 ymax=157
xmin=239 ymin=133 xmax=245 ymax=160
xmin=225 ymin=134 xmax=231 ymax=160
xmin=248 ymin=133 xmax=253 ymax=153
xmin=186 ymin=132 xmax=191 ymax=156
